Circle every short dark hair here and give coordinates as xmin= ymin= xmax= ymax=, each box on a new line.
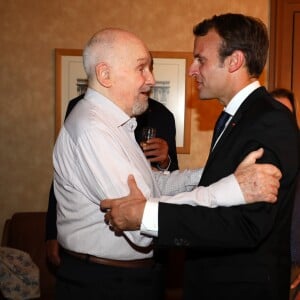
xmin=193 ymin=13 xmax=269 ymax=78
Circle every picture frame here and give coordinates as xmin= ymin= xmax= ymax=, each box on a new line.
xmin=55 ymin=49 xmax=192 ymax=153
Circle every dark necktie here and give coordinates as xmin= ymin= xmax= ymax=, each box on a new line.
xmin=211 ymin=110 xmax=231 ymax=148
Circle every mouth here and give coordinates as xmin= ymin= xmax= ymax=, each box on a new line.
xmin=196 ymin=81 xmax=203 ymax=90
xmin=140 ymin=89 xmax=151 ymax=97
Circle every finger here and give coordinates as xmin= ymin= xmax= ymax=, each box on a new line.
xmin=100 ymin=199 xmax=112 ymax=211
xmin=259 ymin=165 xmax=282 ymax=179
xmin=239 ymin=148 xmax=264 ymax=167
xmin=128 ymin=175 xmax=143 ymax=198
xmin=104 ymin=212 xmax=110 ymax=225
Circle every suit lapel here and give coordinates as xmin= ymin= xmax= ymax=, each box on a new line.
xmin=203 ymin=87 xmax=267 ymax=173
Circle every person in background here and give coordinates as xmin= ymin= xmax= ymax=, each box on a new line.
xmin=135 ymin=98 xmax=178 ymax=171
xmin=101 ymin=14 xmax=299 ymax=300
xmin=270 ymin=88 xmax=300 ymax=300
xmin=270 ymin=88 xmax=296 ymax=119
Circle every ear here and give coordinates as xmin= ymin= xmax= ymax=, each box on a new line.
xmin=227 ymin=50 xmax=245 ymax=73
xmin=95 ymin=62 xmax=112 ymax=88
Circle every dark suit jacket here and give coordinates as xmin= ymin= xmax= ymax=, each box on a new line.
xmin=156 ymin=87 xmax=300 ymax=300
xmin=46 ymin=95 xmax=178 ymax=240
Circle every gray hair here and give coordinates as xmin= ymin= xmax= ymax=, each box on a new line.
xmin=82 ymin=28 xmax=119 ymax=80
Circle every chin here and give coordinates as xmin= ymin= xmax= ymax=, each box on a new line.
xmin=132 ymin=101 xmax=149 ymax=116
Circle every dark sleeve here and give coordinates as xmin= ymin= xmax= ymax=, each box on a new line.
xmin=64 ymin=94 xmax=84 ymax=120
xmin=45 ymin=182 xmax=57 ymax=240
xmin=163 ymin=112 xmax=179 ymax=171
xmin=291 ymin=174 xmax=300 ymax=264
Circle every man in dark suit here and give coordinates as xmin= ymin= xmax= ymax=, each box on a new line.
xmin=101 ymin=13 xmax=299 ymax=300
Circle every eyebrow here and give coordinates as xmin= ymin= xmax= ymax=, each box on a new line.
xmin=193 ymin=54 xmax=205 ymax=61
xmin=137 ymin=57 xmax=148 ymax=64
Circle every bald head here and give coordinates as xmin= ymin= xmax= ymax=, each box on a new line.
xmin=82 ymin=28 xmax=155 ymax=116
xmin=83 ymin=28 xmax=148 ymax=81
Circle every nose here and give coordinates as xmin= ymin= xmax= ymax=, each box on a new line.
xmin=146 ymin=71 xmax=156 ymax=86
xmin=188 ymin=61 xmax=198 ymax=77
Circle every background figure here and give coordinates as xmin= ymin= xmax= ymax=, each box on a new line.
xmin=135 ymin=98 xmax=178 ymax=171
xmin=270 ymin=88 xmax=300 ymax=300
xmin=270 ymin=88 xmax=297 ymax=119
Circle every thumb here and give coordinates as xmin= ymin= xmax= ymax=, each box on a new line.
xmin=127 ymin=175 xmax=143 ymax=198
xmin=238 ymin=148 xmax=264 ymax=168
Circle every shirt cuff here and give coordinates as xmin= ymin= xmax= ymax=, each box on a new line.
xmin=210 ymin=174 xmax=246 ymax=207
xmin=140 ymin=199 xmax=158 ymax=237
xmin=156 ymin=155 xmax=171 ymax=171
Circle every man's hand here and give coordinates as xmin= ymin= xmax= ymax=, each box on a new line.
xmin=101 ymin=175 xmax=146 ymax=231
xmin=291 ymin=272 xmax=300 ymax=300
xmin=234 ymin=148 xmax=282 ymax=203
xmin=45 ymin=239 xmax=61 ymax=266
xmin=141 ymin=138 xmax=169 ymax=168
xmin=291 ymin=272 xmax=300 ymax=289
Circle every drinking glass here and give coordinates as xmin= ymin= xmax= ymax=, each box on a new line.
xmin=140 ymin=127 xmax=156 ymax=147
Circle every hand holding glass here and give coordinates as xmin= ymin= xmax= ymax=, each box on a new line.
xmin=140 ymin=127 xmax=156 ymax=147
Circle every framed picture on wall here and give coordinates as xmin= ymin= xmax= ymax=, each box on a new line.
xmin=55 ymin=48 xmax=192 ymax=153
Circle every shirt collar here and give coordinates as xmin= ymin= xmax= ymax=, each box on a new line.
xmin=225 ymin=81 xmax=261 ymax=116
xmin=84 ymin=88 xmax=137 ymax=131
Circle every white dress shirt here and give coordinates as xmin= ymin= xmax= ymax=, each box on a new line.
xmin=53 ymin=88 xmax=245 ymax=260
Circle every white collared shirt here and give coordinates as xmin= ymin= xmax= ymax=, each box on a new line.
xmin=212 ymin=81 xmax=261 ymax=149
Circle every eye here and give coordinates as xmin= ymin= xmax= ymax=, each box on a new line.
xmin=198 ymin=58 xmax=204 ymax=64
xmin=137 ymin=64 xmax=146 ymax=73
xmin=195 ymin=56 xmax=205 ymax=65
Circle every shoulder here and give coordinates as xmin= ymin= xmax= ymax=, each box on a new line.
xmin=66 ymin=94 xmax=85 ymax=117
xmin=148 ymin=98 xmax=174 ymax=117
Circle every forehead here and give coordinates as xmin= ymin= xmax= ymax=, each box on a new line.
xmin=193 ymin=30 xmax=222 ymax=56
xmin=119 ymin=38 xmax=151 ymax=65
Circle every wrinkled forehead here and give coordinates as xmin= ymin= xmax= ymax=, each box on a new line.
xmin=116 ymin=38 xmax=152 ymax=66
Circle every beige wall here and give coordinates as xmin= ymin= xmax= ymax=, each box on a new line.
xmin=0 ymin=0 xmax=269 ymax=240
